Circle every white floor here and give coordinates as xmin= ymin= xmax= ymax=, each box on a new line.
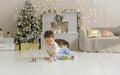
xmin=0 ymin=51 xmax=120 ymax=75
xmin=100 ymin=44 xmax=120 ymax=53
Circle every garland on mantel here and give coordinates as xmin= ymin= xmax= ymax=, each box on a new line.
xmin=44 ymin=9 xmax=78 ymax=14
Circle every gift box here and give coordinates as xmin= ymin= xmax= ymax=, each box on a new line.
xmin=15 ymin=43 xmax=39 ymax=51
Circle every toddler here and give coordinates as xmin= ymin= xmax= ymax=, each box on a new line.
xmin=44 ymin=30 xmax=75 ymax=62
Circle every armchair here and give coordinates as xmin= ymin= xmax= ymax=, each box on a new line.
xmin=79 ymin=27 xmax=120 ymax=52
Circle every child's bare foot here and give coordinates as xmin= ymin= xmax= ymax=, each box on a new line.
xmin=44 ymin=57 xmax=57 ymax=62
xmin=49 ymin=57 xmax=57 ymax=62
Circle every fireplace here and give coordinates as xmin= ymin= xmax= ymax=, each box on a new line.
xmin=41 ymin=12 xmax=78 ymax=51
xmin=51 ymin=22 xmax=68 ymax=34
xmin=55 ymin=39 xmax=69 ymax=48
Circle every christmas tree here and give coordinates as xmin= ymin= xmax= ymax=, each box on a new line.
xmin=15 ymin=0 xmax=41 ymax=44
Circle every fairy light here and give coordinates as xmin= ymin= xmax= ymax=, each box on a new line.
xmin=14 ymin=0 xmax=19 ymax=21
xmin=88 ymin=0 xmax=90 ymax=3
xmin=82 ymin=0 xmax=85 ymax=3
xmin=93 ymin=0 xmax=97 ymax=3
xmin=42 ymin=4 xmax=45 ymax=7
xmin=77 ymin=9 xmax=80 ymax=12
xmin=87 ymin=16 xmax=90 ymax=18
xmin=94 ymin=20 xmax=97 ymax=23
xmin=13 ymin=0 xmax=108 ymax=27
xmin=77 ymin=0 xmax=80 ymax=3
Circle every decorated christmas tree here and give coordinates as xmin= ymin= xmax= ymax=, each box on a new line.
xmin=15 ymin=0 xmax=41 ymax=44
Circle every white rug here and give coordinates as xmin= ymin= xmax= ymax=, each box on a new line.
xmin=99 ymin=45 xmax=120 ymax=53
xmin=1 ymin=51 xmax=120 ymax=75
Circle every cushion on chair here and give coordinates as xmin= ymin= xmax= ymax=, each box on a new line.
xmin=86 ymin=28 xmax=101 ymax=38
xmin=101 ymin=30 xmax=115 ymax=37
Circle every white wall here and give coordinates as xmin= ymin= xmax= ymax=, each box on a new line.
xmin=0 ymin=0 xmax=120 ymax=37
xmin=0 ymin=0 xmax=16 ymax=37
xmin=105 ymin=0 xmax=120 ymax=25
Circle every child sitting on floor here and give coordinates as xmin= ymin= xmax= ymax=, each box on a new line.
xmin=44 ymin=30 xmax=75 ymax=62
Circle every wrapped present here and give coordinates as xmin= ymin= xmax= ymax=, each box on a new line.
xmin=15 ymin=43 xmax=39 ymax=51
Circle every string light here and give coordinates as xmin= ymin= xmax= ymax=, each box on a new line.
xmin=88 ymin=0 xmax=90 ymax=3
xmin=77 ymin=9 xmax=80 ymax=12
xmin=33 ymin=5 xmax=36 ymax=8
xmin=82 ymin=0 xmax=85 ymax=3
xmin=14 ymin=0 xmax=108 ymax=27
xmin=94 ymin=20 xmax=97 ymax=23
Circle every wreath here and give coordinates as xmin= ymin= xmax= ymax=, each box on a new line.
xmin=54 ymin=14 xmax=63 ymax=22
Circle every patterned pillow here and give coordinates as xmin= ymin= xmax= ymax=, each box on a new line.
xmin=101 ymin=30 xmax=115 ymax=37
